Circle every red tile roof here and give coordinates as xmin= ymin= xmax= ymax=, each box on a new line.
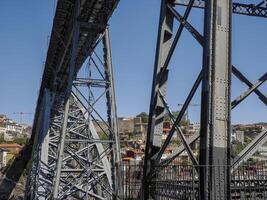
xmin=0 ymin=143 xmax=22 ymax=149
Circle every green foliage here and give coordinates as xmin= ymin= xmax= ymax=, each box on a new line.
xmin=136 ymin=112 xmax=148 ymax=123
xmin=164 ymin=111 xmax=189 ymax=124
xmin=180 ymin=120 xmax=189 ymax=127
xmin=164 ymin=111 xmax=180 ymax=122
xmin=0 ymin=136 xmax=5 ymax=143
xmin=231 ymin=141 xmax=246 ymax=158
xmin=99 ymin=132 xmax=108 ymax=140
xmin=0 ymin=136 xmax=28 ymax=145
xmin=13 ymin=137 xmax=28 ymax=145
xmin=244 ymin=136 xmax=252 ymax=144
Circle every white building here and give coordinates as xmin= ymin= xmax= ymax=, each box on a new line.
xmin=188 ymin=122 xmax=200 ymax=134
xmin=231 ymin=129 xmax=244 ymax=144
xmin=4 ymin=120 xmax=23 ymax=141
xmin=0 ymin=148 xmax=9 ymax=168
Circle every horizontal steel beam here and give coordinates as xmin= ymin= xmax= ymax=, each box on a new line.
xmin=174 ymin=0 xmax=267 ymax=18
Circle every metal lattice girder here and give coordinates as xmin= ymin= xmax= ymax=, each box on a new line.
xmin=24 ymin=1 xmax=120 ymax=197
xmin=22 ymin=0 xmax=121 ymax=199
xmin=41 ymin=0 xmax=120 ymax=91
xmin=142 ymin=0 xmax=200 ymax=199
xmin=232 ymin=73 xmax=267 ymax=109
xmin=26 ymin=27 xmax=120 ymax=200
xmin=26 ymin=94 xmax=65 ymax=200
xmin=103 ymin=27 xmax=121 ymax=197
xmin=51 ymin=95 xmax=113 ymax=200
xmin=199 ymin=0 xmax=232 ymax=199
xmin=160 ymin=80 xmax=266 ymax=166
xmin=34 ymin=89 xmax=53 ymax=199
xmin=142 ymin=1 xmax=174 ymax=199
xmin=27 ymin=92 xmax=114 ymax=200
xmin=174 ymin=0 xmax=267 ymax=18
xmin=142 ymin=1 xmax=267 ymax=199
xmin=167 ymin=3 xmax=267 ymax=107
xmin=232 ymin=67 xmax=267 ymax=105
xmin=3 ymin=1 xmax=120 ymax=199
xmin=155 ymin=70 xmax=202 ymax=164
xmin=232 ymin=129 xmax=267 ymax=170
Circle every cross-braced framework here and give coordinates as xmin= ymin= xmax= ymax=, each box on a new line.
xmin=26 ymin=92 xmax=64 ymax=199
xmin=142 ymin=0 xmax=267 ymax=199
xmin=25 ymin=27 xmax=120 ymax=200
xmin=51 ymin=27 xmax=121 ymax=199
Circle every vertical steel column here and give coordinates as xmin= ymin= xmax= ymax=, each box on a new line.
xmin=26 ymin=89 xmax=51 ymax=200
xmin=50 ymin=28 xmax=119 ymax=200
xmin=199 ymin=0 xmax=232 ymax=199
xmin=52 ymin=98 xmax=70 ymax=199
xmin=142 ymin=0 xmax=174 ymax=199
xmin=52 ymin=1 xmax=80 ymax=197
xmin=36 ymin=89 xmax=51 ymax=200
xmin=25 ymin=93 xmax=63 ymax=200
xmin=103 ymin=27 xmax=121 ymax=199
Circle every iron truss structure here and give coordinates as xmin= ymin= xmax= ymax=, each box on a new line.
xmin=0 ymin=0 xmax=120 ymax=199
xmin=0 ymin=0 xmax=266 ymax=200
xmin=142 ymin=0 xmax=267 ymax=200
xmin=175 ymin=0 xmax=267 ymax=18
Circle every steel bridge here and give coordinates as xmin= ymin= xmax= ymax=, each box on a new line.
xmin=0 ymin=0 xmax=266 ymax=199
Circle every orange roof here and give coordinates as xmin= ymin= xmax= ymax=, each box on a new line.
xmin=0 ymin=143 xmax=23 ymax=149
xmin=122 ymin=157 xmax=134 ymax=161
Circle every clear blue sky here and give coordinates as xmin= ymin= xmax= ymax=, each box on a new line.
xmin=0 ymin=1 xmax=266 ymax=125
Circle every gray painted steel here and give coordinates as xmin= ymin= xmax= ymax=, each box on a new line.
xmin=142 ymin=0 xmax=200 ymax=199
xmin=174 ymin=0 xmax=267 ymax=18
xmin=3 ymin=0 xmax=266 ymax=199
xmin=232 ymin=129 xmax=267 ymax=170
xmin=142 ymin=1 xmax=174 ymax=198
xmin=26 ymin=28 xmax=120 ymax=198
xmin=199 ymin=0 xmax=232 ymax=199
xmin=25 ymin=0 xmax=120 ymax=198
xmin=103 ymin=27 xmax=121 ymax=199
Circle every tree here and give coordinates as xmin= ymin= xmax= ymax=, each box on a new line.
xmin=136 ymin=112 xmax=148 ymax=123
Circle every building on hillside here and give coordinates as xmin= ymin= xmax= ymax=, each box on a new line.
xmin=0 ymin=124 xmax=5 ymax=138
xmin=258 ymin=146 xmax=267 ymax=157
xmin=133 ymin=117 xmax=148 ymax=140
xmin=0 ymin=144 xmax=23 ymax=168
xmin=0 ymin=143 xmax=23 ymax=155
xmin=163 ymin=121 xmax=171 ymax=135
xmin=233 ymin=123 xmax=264 ymax=138
xmin=124 ymin=148 xmax=144 ymax=162
xmin=256 ymin=123 xmax=267 ymax=130
xmin=0 ymin=148 xmax=9 ymax=168
xmin=93 ymin=117 xmax=135 ymax=147
xmin=188 ymin=122 xmax=200 ymax=134
xmin=119 ymin=117 xmax=134 ymax=134
xmin=0 ymin=115 xmax=7 ymax=124
xmin=0 ymin=115 xmax=7 ymax=138
xmin=0 ymin=115 xmax=31 ymax=140
xmin=20 ymin=124 xmax=32 ymax=138
xmin=231 ymin=129 xmax=244 ymax=144
xmin=118 ymin=117 xmax=134 ymax=146
xmin=4 ymin=120 xmax=23 ymax=141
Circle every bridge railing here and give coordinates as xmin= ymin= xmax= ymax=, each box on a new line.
xmin=119 ymin=162 xmax=267 ymax=200
xmin=120 ymin=164 xmax=143 ymax=199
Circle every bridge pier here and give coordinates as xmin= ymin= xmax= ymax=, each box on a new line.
xmin=199 ymin=0 xmax=232 ymax=199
